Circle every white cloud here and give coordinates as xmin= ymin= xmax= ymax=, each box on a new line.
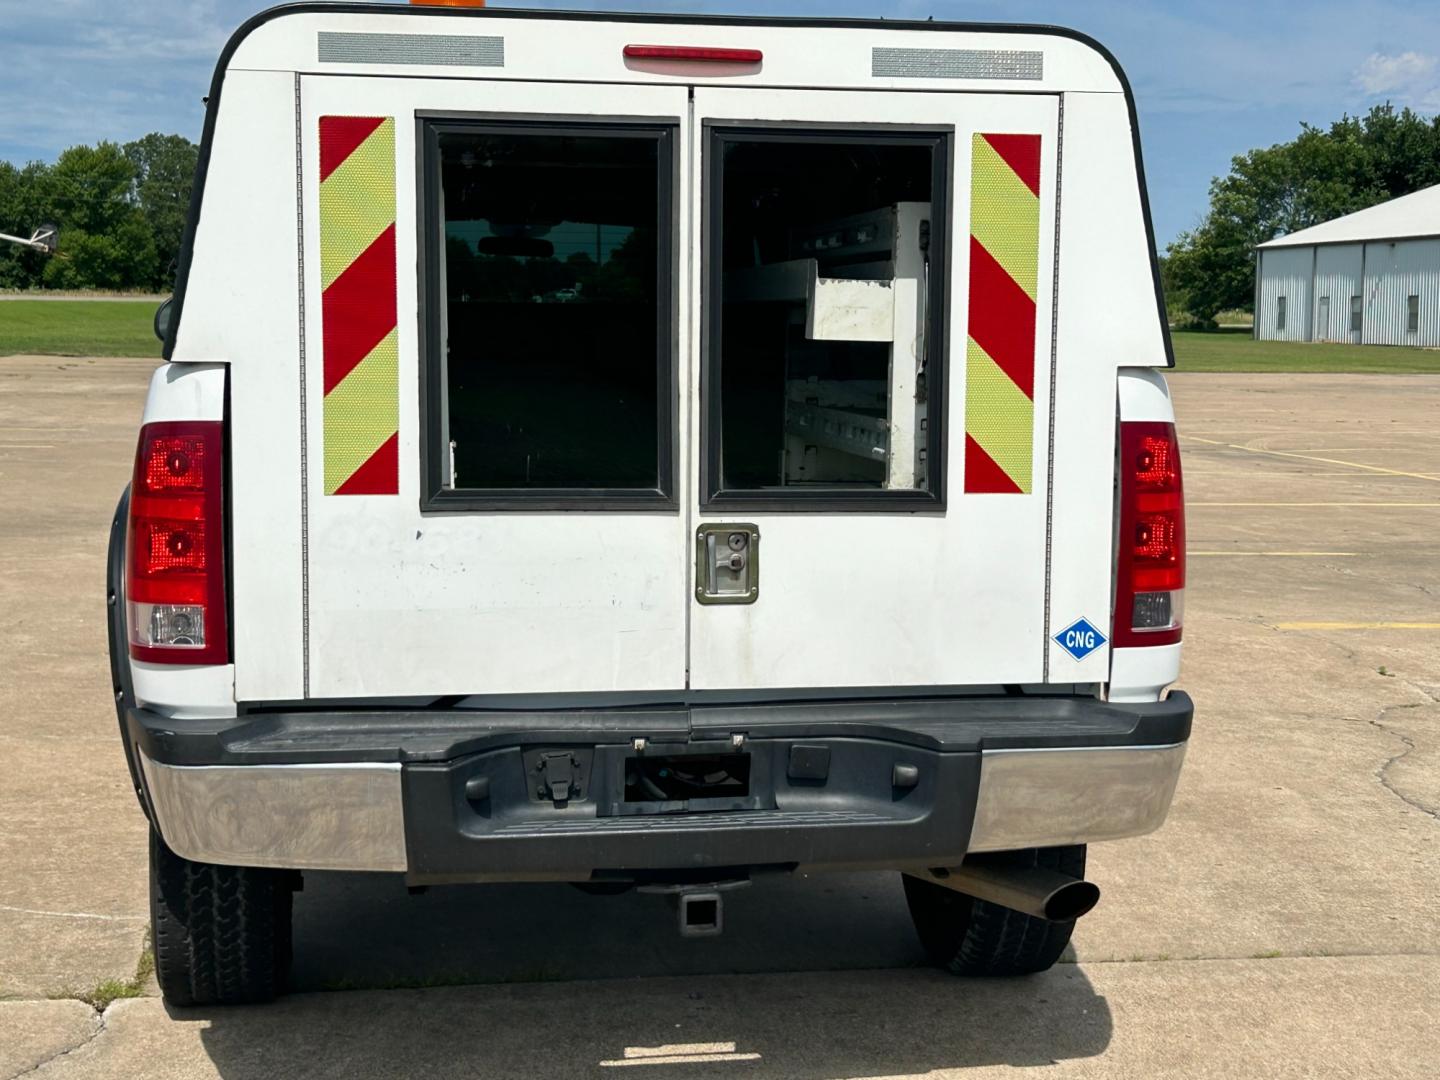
xmin=1354 ymin=51 xmax=1440 ymax=110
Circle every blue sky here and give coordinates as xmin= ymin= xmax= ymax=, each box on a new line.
xmin=2 ymin=0 xmax=1438 ymax=246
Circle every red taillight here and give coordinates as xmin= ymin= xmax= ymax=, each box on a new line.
xmin=142 ymin=434 xmax=207 ymax=492
xmin=623 ymin=44 xmax=763 ymax=64
xmin=1114 ymin=421 xmax=1185 ymax=648
xmin=126 ymin=421 xmax=228 ymax=665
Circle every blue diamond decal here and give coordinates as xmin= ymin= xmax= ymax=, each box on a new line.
xmin=1055 ymin=618 xmax=1107 ymax=661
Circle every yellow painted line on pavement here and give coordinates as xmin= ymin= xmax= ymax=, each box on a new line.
xmin=1182 ymin=436 xmax=1440 ymax=482
xmin=1190 ymin=551 xmax=1357 ymax=557
xmin=1276 ymin=622 xmax=1440 ymax=631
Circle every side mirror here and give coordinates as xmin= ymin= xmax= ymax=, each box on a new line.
xmin=154 ymin=297 xmax=174 ymax=344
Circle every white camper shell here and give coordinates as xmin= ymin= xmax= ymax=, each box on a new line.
xmin=108 ymin=4 xmax=1191 ymax=1006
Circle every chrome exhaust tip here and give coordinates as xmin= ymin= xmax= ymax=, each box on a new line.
xmin=911 ymin=861 xmax=1101 ymax=922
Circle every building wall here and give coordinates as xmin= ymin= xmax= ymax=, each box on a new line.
xmin=1360 ymin=238 xmax=1440 ymax=346
xmin=1311 ymin=244 xmax=1363 ymax=342
xmin=1258 ymin=238 xmax=1440 ymax=347
xmin=1256 ymin=246 xmax=1313 ymax=342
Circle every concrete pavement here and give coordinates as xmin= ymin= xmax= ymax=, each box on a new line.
xmin=1 ymin=359 xmax=1436 ymax=1077
xmin=10 ymin=958 xmax=1439 ymax=1078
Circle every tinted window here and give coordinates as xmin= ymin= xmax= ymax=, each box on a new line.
xmin=425 ymin=124 xmax=673 ymax=502
xmin=705 ymin=130 xmax=948 ymax=506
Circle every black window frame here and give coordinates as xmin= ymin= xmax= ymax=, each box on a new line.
xmin=1406 ymin=293 xmax=1420 ymax=334
xmin=1349 ymin=294 xmax=1363 ymax=334
xmin=700 ymin=123 xmax=953 ymax=512
xmin=1276 ymin=296 xmax=1287 ymax=332
xmin=417 ymin=116 xmax=679 ymax=513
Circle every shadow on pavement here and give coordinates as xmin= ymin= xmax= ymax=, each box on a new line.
xmin=184 ymin=871 xmax=1111 ymax=1078
xmin=289 ymin=870 xmax=930 ymax=988
xmin=187 ymin=966 xmax=1110 ymax=1079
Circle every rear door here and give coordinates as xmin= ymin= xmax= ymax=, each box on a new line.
xmin=688 ymin=88 xmax=1062 ymax=691
xmin=300 ymin=76 xmax=691 ymax=699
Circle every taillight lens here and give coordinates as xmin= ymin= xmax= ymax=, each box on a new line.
xmin=1114 ymin=421 xmax=1185 ymax=647
xmin=126 ymin=421 xmax=228 ymax=665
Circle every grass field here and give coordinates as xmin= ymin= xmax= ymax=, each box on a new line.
xmin=0 ymin=299 xmax=160 ymax=358
xmin=3 ymin=297 xmax=1439 ymax=373
xmin=1172 ymin=328 xmax=1440 ymax=372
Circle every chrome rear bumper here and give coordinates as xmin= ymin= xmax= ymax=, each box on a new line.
xmin=139 ymin=740 xmax=1186 ymax=875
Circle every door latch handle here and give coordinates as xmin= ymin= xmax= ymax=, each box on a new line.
xmin=696 ymin=524 xmax=759 ymax=605
xmin=717 ymin=551 xmax=746 ymax=572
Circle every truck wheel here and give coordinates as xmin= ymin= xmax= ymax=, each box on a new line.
xmin=903 ymin=844 xmax=1086 ymax=976
xmin=149 ymin=830 xmax=294 ymax=1006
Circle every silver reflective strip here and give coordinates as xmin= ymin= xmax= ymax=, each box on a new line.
xmin=318 ymin=31 xmax=505 ymax=68
xmin=872 ymin=47 xmax=1043 ymax=81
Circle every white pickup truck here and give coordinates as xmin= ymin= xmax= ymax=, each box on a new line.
xmin=107 ymin=2 xmax=1191 ymax=1006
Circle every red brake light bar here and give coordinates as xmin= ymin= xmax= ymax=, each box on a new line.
xmin=623 ymin=45 xmax=763 ymax=64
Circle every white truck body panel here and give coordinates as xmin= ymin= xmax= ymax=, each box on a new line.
xmin=300 ymin=77 xmax=691 ymax=699
xmin=688 ymin=88 xmax=1059 ymax=690
xmin=226 ymin=11 xmax=1123 ymax=95
xmin=155 ymin=7 xmax=1177 ymax=707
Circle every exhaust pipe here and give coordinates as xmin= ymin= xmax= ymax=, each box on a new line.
xmin=911 ymin=861 xmax=1100 ymax=922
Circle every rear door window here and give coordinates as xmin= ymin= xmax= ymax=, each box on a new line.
xmin=421 ymin=121 xmax=675 ymax=508
xmin=703 ymin=128 xmax=949 ymax=509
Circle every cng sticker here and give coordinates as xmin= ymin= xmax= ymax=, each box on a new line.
xmin=1055 ymin=618 xmax=1106 ymax=661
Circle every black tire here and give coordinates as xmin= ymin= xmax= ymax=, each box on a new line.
xmin=903 ymin=845 xmax=1086 ymax=976
xmin=149 ymin=830 xmax=294 ymax=1006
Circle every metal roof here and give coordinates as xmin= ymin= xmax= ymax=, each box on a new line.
xmin=1255 ymin=182 xmax=1440 ymax=249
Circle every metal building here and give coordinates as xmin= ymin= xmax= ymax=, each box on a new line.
xmin=1254 ymin=183 xmax=1440 ymax=346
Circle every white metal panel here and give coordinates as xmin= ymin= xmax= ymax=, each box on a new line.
xmin=1361 ymin=238 xmax=1440 ymax=347
xmin=1312 ymin=244 xmax=1363 ymax=342
xmin=1046 ymin=94 xmax=1171 ymax=687
xmin=1115 ymin=367 xmax=1174 ymax=424
xmin=1109 ymin=643 xmax=1182 ymax=703
xmin=139 ymin=363 xmax=226 ymax=423
xmin=229 ymin=10 xmax=1123 ymax=95
xmin=689 ymin=89 xmax=1059 ymax=690
xmin=172 ymin=70 xmax=309 ymax=701
xmin=1255 ymin=245 xmax=1312 ymax=342
xmin=1056 ymin=94 xmax=1169 ymax=368
xmin=299 ymin=76 xmax=691 ymax=699
xmin=132 ymin=661 xmax=236 ymax=718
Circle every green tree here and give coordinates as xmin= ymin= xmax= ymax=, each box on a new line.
xmin=41 ymin=219 xmax=156 ymax=290
xmin=46 ymin=142 xmax=138 ymax=235
xmin=124 ymin=133 xmax=199 ymax=288
xmin=0 ymin=160 xmax=53 ymax=289
xmin=1166 ymin=104 xmax=1440 ymax=325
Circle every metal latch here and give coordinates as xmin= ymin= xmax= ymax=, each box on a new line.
xmin=695 ymin=524 xmax=759 ymax=604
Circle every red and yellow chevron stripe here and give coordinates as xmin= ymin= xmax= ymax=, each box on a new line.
xmin=964 ymin=132 xmax=1041 ymax=495
xmin=319 ymin=116 xmax=398 ymax=496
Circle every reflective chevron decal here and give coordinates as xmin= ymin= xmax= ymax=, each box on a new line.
xmin=319 ymin=116 xmax=398 ymax=496
xmin=965 ymin=132 xmax=1041 ymax=495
